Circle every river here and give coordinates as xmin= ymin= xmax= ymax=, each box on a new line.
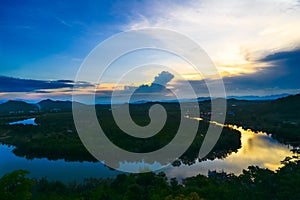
xmin=0 ymin=118 xmax=298 ymax=182
xmin=163 ymin=123 xmax=298 ymax=179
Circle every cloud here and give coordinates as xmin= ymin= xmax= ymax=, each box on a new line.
xmin=123 ymin=0 xmax=300 ymax=76
xmin=173 ymin=47 xmax=300 ymax=96
xmin=0 ymin=72 xmax=176 ymax=103
xmin=169 ymin=47 xmax=300 ymax=97
xmin=99 ymin=71 xmax=176 ymax=103
xmin=1 ymin=49 xmax=299 ymax=102
xmin=134 ymin=71 xmax=174 ymax=94
xmin=153 ymin=71 xmax=174 ymax=86
xmin=0 ymin=76 xmax=93 ymax=93
xmin=223 ymin=47 xmax=300 ymax=90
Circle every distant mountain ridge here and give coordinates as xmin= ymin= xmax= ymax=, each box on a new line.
xmin=37 ymin=99 xmax=73 ymax=112
xmin=227 ymin=93 xmax=291 ymax=101
xmin=0 ymin=93 xmax=299 ymax=115
xmin=0 ymin=100 xmax=39 ymax=114
xmin=129 ymin=93 xmax=291 ymax=104
xmin=0 ymin=99 xmax=78 ymax=115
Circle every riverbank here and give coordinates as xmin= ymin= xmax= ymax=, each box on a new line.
xmin=0 ymin=104 xmax=241 ymax=165
xmin=1 ymin=158 xmax=300 ymax=200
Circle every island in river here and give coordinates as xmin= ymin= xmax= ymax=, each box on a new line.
xmin=0 ymin=100 xmax=242 ymax=165
xmin=0 ymin=94 xmax=299 ymax=164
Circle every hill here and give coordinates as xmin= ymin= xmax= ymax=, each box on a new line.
xmin=0 ymin=100 xmax=38 ymax=114
xmin=37 ymin=99 xmax=73 ymax=112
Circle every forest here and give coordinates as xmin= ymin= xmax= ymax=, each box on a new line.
xmin=0 ymin=95 xmax=300 ymax=199
xmin=0 ymin=158 xmax=299 ymax=200
xmin=0 ymin=101 xmax=241 ymax=166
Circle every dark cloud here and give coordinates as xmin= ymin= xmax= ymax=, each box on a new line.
xmin=257 ymin=48 xmax=300 ymax=88
xmin=129 ymin=71 xmax=175 ymax=102
xmin=134 ymin=84 xmax=168 ymax=94
xmin=0 ymin=76 xmax=93 ymax=92
xmin=260 ymin=48 xmax=300 ymax=62
xmin=2 ymin=46 xmax=299 ymax=102
xmin=173 ymin=48 xmax=300 ymax=97
xmin=56 ymin=80 xmax=75 ymax=83
xmin=221 ymin=47 xmax=300 ymax=93
xmin=101 ymin=71 xmax=176 ymax=102
xmin=134 ymin=71 xmax=174 ymax=94
xmin=153 ymin=71 xmax=174 ymax=86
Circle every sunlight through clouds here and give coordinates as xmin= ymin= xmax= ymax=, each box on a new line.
xmin=124 ymin=0 xmax=300 ymax=76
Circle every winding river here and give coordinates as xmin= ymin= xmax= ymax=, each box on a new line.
xmin=163 ymin=123 xmax=298 ymax=179
xmin=0 ymin=118 xmax=298 ymax=182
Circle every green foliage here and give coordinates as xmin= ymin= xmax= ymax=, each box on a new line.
xmin=165 ymin=192 xmax=203 ymax=200
xmin=225 ymin=94 xmax=300 ymax=146
xmin=0 ymin=170 xmax=33 ymax=200
xmin=1 ymin=159 xmax=299 ymax=199
xmin=0 ymin=96 xmax=299 ymax=199
xmin=0 ymin=102 xmax=241 ymax=165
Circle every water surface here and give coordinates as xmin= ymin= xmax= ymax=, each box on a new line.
xmin=163 ymin=125 xmax=298 ymax=179
xmin=0 ymin=145 xmax=120 ymax=182
xmin=0 ymin=123 xmax=298 ymax=182
xmin=9 ymin=118 xmax=38 ymax=126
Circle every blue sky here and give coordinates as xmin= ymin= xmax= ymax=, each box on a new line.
xmin=1 ymin=0 xmax=126 ymax=79
xmin=1 ymin=0 xmax=300 ymax=102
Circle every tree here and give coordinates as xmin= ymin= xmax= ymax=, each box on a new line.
xmin=0 ymin=170 xmax=33 ymax=200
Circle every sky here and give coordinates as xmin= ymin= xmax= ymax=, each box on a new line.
xmin=1 ymin=0 xmax=300 ymax=102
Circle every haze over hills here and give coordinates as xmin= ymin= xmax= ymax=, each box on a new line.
xmin=0 ymin=93 xmax=299 ymax=116
xmin=227 ymin=93 xmax=291 ymax=101
xmin=0 ymin=93 xmax=293 ymax=105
